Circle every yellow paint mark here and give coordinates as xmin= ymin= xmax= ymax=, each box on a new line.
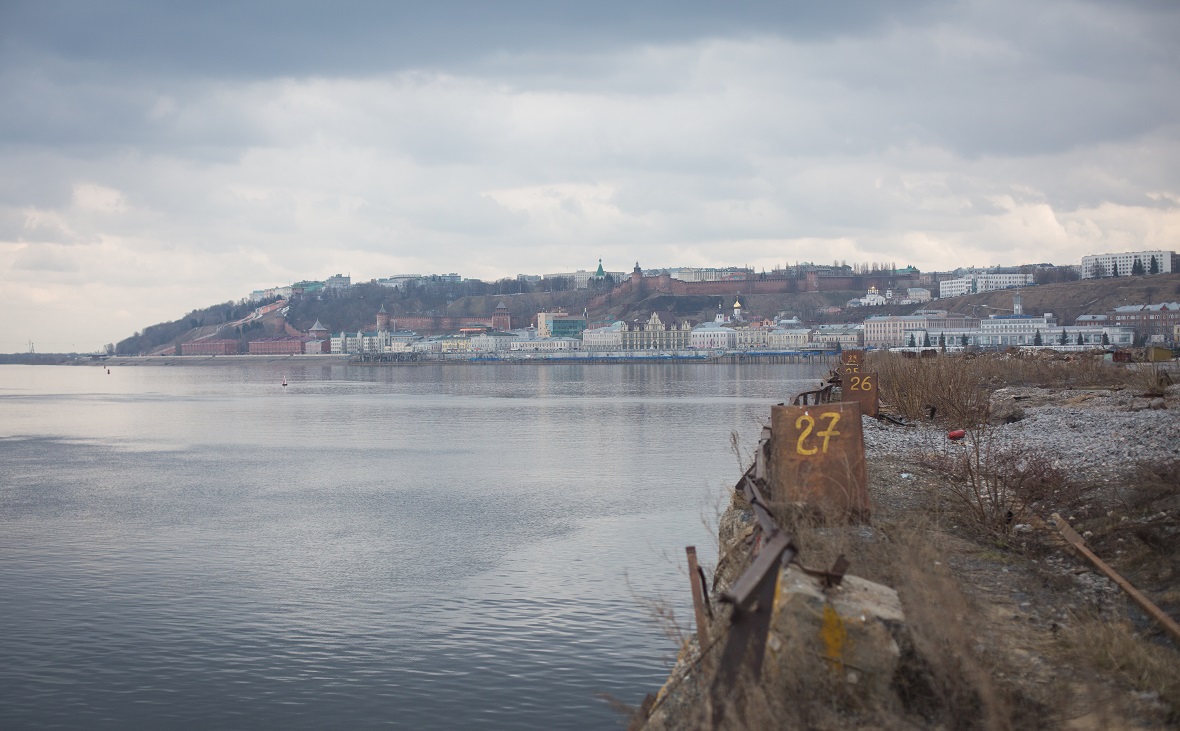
xmin=821 ymin=604 xmax=846 ymax=668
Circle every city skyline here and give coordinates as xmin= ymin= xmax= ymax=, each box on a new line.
xmin=2 ymin=1 xmax=1178 ymax=351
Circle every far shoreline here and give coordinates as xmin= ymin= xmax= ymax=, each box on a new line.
xmin=34 ymin=352 xmax=840 ymax=367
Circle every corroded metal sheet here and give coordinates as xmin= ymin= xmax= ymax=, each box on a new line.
xmin=839 ymin=349 xmax=863 ymax=376
xmin=841 ymin=370 xmax=879 ymax=418
xmin=769 ymin=402 xmax=870 ymax=521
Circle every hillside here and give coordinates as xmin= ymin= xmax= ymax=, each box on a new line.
xmin=116 ymin=272 xmax=1180 ymax=355
xmin=936 ymin=272 xmax=1180 ymax=324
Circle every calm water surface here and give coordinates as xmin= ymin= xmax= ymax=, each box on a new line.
xmin=0 ymin=362 xmax=825 ymax=729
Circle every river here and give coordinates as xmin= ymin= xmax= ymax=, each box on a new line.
xmin=0 ymin=362 xmax=826 ymax=729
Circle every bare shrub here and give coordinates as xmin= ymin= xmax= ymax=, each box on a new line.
xmin=1125 ymin=364 xmax=1173 ymax=397
xmin=869 ymin=353 xmax=991 ymax=424
xmin=916 ymin=427 xmax=1074 ymax=538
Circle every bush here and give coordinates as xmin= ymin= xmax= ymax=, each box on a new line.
xmin=917 ymin=426 xmax=1075 ymax=538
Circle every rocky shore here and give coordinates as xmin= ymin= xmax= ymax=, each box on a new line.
xmin=638 ymin=378 xmax=1180 ymax=730
xmin=864 ymin=385 xmax=1180 ymax=477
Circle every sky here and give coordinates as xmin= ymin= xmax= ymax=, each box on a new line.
xmin=1 ymin=1 xmax=1178 ymax=352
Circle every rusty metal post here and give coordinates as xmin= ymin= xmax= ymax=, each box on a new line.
xmin=840 ymin=370 xmax=880 ymax=418
xmin=769 ymin=401 xmax=871 ymax=522
xmin=686 ymin=546 xmax=711 ymax=652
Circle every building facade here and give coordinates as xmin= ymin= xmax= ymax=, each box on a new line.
xmin=619 ymin=313 xmax=693 ymax=350
xmin=1110 ymin=303 xmax=1180 ymax=342
xmin=1081 ymin=251 xmax=1177 ymax=279
xmin=939 ymin=272 xmax=1035 ymax=298
xmin=863 ymin=312 xmax=978 ymax=347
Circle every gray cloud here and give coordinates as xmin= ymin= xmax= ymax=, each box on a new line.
xmin=1 ymin=0 xmax=1178 ymax=351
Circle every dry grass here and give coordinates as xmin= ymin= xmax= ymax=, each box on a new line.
xmin=1062 ymin=616 xmax=1180 ymax=720
xmin=642 ymin=491 xmax=1030 ymax=730
xmin=867 ymin=351 xmax=1131 ymax=423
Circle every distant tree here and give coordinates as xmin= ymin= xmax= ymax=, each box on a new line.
xmin=1102 ymin=331 xmax=1110 ymax=345
xmin=939 ymin=333 xmax=946 ymax=352
xmin=1150 ymin=255 xmax=1160 ymax=274
xmin=104 ymin=343 xmax=115 ymax=356
xmin=1034 ymin=330 xmax=1043 ymax=346
xmin=1111 ymin=261 xmax=1120 ymax=277
xmin=960 ymin=334 xmax=969 ymax=347
xmin=922 ymin=332 xmax=931 ymax=347
xmin=1077 ymin=333 xmax=1084 ymax=345
xmin=1091 ymin=262 xmax=1107 ymax=278
xmin=1034 ymin=266 xmax=1080 ymax=285
xmin=1131 ymin=259 xmax=1145 ymax=276
xmin=908 ymin=333 xmax=917 ymax=348
xmin=1059 ymin=328 xmax=1068 ymax=345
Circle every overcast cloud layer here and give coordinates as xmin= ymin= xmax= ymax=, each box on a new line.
xmin=2 ymin=0 xmax=1178 ymax=351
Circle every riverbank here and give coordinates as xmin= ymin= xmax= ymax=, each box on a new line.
xmin=72 ymin=352 xmax=838 ymax=367
xmin=640 ymin=358 xmax=1180 ymax=730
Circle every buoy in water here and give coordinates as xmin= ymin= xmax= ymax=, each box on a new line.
xmin=281 ymin=379 xmax=287 ymax=387
xmin=947 ymin=429 xmax=966 ymax=441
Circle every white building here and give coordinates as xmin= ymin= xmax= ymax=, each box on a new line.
xmin=905 ymin=288 xmax=932 ymax=303
xmin=908 ymin=313 xmax=1135 ymax=349
xmin=582 ymin=322 xmax=625 ymax=351
xmin=470 ymin=332 xmax=519 ymax=352
xmin=331 ymin=329 xmax=419 ymax=354
xmin=690 ymin=323 xmax=738 ymax=350
xmin=510 ymin=338 xmax=581 ymax=352
xmin=324 ymin=274 xmax=351 ymax=290
xmin=810 ymin=325 xmax=863 ymax=348
xmin=939 ymin=272 xmax=1035 ymax=298
xmin=855 ymin=286 xmax=888 ymax=307
xmin=1080 ymin=250 xmax=1176 ymax=278
xmin=669 ymin=267 xmax=751 ymax=282
xmin=376 ymin=275 xmax=423 ymax=289
xmin=767 ymin=328 xmax=812 ymax=349
xmin=733 ymin=326 xmax=771 ymax=349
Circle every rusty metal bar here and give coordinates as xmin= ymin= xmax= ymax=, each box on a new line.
xmin=1052 ymin=513 xmax=1180 ymax=643
xmin=792 ymin=384 xmax=833 ymax=406
xmin=686 ymin=546 xmax=711 ymax=651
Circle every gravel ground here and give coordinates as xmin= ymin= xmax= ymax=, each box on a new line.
xmin=863 ymin=385 xmax=1180 ymax=478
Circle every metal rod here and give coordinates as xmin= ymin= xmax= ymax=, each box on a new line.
xmin=1052 ymin=513 xmax=1180 ymax=643
xmin=686 ymin=546 xmax=711 ymax=652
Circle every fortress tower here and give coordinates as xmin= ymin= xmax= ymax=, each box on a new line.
xmin=492 ymin=300 xmax=512 ymax=331
xmin=376 ymin=304 xmax=391 ymax=331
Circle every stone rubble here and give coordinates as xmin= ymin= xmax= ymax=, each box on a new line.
xmin=861 ymin=386 xmax=1180 ymax=478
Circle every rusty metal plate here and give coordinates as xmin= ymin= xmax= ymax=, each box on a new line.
xmin=840 ymin=349 xmax=863 ymax=375
xmin=841 ymin=370 xmax=879 ymax=418
xmin=769 ymin=402 xmax=870 ymax=522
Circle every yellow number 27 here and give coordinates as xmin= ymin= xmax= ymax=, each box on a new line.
xmin=795 ymin=412 xmax=842 ymax=455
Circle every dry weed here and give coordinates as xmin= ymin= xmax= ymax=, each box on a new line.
xmin=915 ymin=427 xmax=1075 ymax=538
xmin=867 ymin=352 xmax=1132 ymax=424
xmin=1061 ymin=615 xmax=1180 ymax=720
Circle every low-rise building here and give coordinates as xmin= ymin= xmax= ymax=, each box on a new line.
xmin=1110 ymin=303 xmax=1180 ymax=342
xmin=863 ymin=311 xmax=978 ymax=347
xmin=810 ymin=325 xmax=863 ymax=349
xmin=582 ymin=322 xmax=625 ymax=351
xmin=248 ymin=338 xmax=307 ymax=355
xmin=179 ymin=339 xmax=240 ymax=356
xmin=470 ymin=332 xmax=519 ymax=353
xmin=536 ymin=311 xmax=588 ymax=338
xmin=510 ymin=338 xmax=581 ymax=352
xmin=690 ymin=323 xmax=738 ymax=350
xmin=767 ymin=328 xmax=812 ymax=350
xmin=939 ymin=272 xmax=1034 ymax=298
